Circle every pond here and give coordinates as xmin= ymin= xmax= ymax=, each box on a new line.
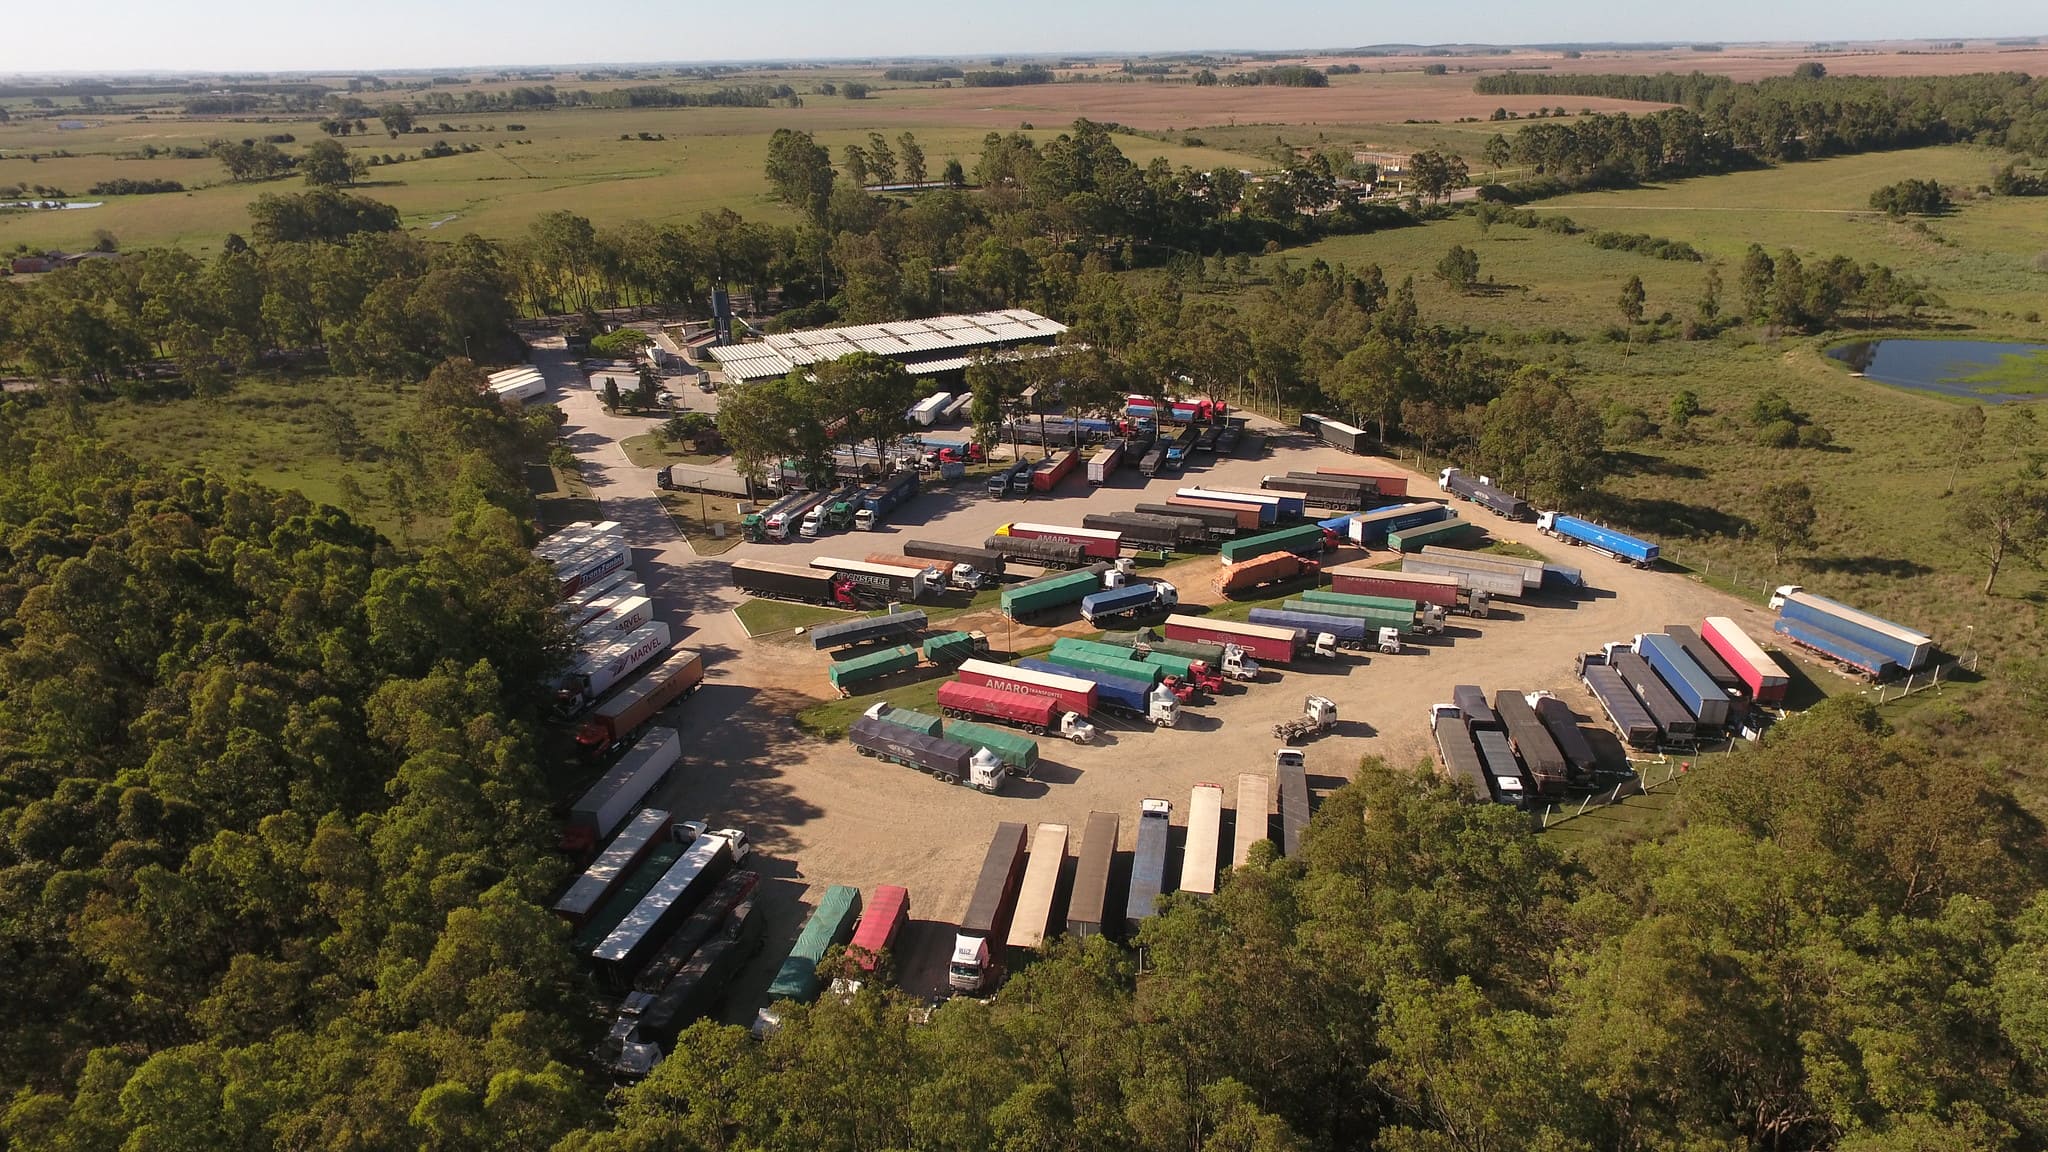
xmin=1828 ymin=339 xmax=2048 ymax=402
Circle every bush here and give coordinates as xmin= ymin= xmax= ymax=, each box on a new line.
xmin=1758 ymin=419 xmax=1800 ymax=448
xmin=1869 ymin=178 xmax=1951 ymax=217
xmin=1602 ymin=401 xmax=1655 ymax=443
xmin=1797 ymin=423 xmax=1834 ymax=449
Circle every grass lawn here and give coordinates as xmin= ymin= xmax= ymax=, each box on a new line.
xmin=619 ymin=432 xmax=721 ymax=471
xmin=655 ymin=491 xmax=744 ymax=555
xmin=732 ymin=597 xmax=855 ymax=637
xmin=1480 ymin=539 xmax=1551 ymax=562
xmin=533 ymin=462 xmax=600 ymax=531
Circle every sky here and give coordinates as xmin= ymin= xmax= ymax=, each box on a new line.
xmin=3 ymin=0 xmax=2040 ymax=74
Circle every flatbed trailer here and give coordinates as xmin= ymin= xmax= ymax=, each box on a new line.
xmin=1232 ymin=774 xmax=1270 ymax=868
xmin=1181 ymin=784 xmax=1224 ymax=897
xmin=1066 ymin=811 xmax=1121 ymax=939
xmin=1006 ymin=823 xmax=1068 ymax=960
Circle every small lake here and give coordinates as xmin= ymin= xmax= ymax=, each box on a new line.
xmin=1828 ymin=339 xmax=2048 ymax=402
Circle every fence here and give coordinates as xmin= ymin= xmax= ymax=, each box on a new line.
xmin=1867 ymin=650 xmax=1977 ymax=704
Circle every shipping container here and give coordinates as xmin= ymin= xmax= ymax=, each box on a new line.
xmin=1493 ymin=690 xmax=1568 ymax=795
xmin=1701 ymin=616 xmax=1790 ymax=704
xmin=1126 ymin=798 xmax=1173 ymax=934
xmin=567 ymin=726 xmax=681 ymax=849
xmin=1000 ymin=566 xmax=1104 ymax=620
xmin=1007 ymin=823 xmax=1068 ymax=958
xmin=1030 ymin=448 xmax=1080 ymax=493
xmin=921 ymin=630 xmax=990 ymax=668
xmin=1581 ymin=657 xmax=1660 ymax=748
xmin=1265 ymin=474 xmax=1366 ymax=511
xmin=985 ymin=534 xmax=1089 ymax=570
xmin=576 ymin=649 xmax=704 ymax=751
xmin=1087 ymin=442 xmax=1123 ymax=485
xmin=1049 ymin=639 xmax=1168 ymax=685
xmin=1772 ymin=616 xmax=1898 ymax=679
xmin=1100 ymin=628 xmax=1227 ymax=668
xmin=1208 ymin=486 xmax=1306 ymax=520
xmin=938 ymin=680 xmax=1066 ymax=734
xmin=1400 ymin=554 xmax=1522 ymax=598
xmin=1773 ymin=588 xmax=1932 ymax=672
xmin=870 ymin=703 xmax=945 ymax=738
xmin=1213 ymin=551 xmax=1317 ymax=595
xmin=1060 ymin=638 xmax=1205 ymax=683
xmin=1138 ymin=502 xmax=1241 ymax=536
xmin=1282 ymin=599 xmax=1409 ymax=631
xmin=1326 ymin=564 xmax=1462 ymax=608
xmin=1300 ymin=588 xmax=1420 ymax=616
xmin=1418 ymin=546 xmax=1543 ymax=590
xmin=1635 ymin=633 xmax=1731 ymax=728
xmin=1181 ymin=784 xmax=1225 ymax=897
xmin=810 ymin=557 xmax=931 ymax=601
xmin=1163 ymin=615 xmax=1298 ymax=665
xmin=1082 ymin=512 xmax=1195 ymax=550
xmin=1016 ymin=658 xmax=1156 ymax=716
xmin=1232 ymin=774 xmax=1270 ymax=868
xmin=562 ymin=621 xmax=673 ymax=709
xmin=555 ymin=808 xmax=673 ymax=925
xmin=1386 ymin=518 xmax=1482 ymax=553
xmin=1284 ymin=470 xmax=1378 ymax=500
xmin=1248 ymin=608 xmax=1370 ymax=646
xmin=1313 ymin=416 xmax=1368 ymax=454
xmin=1276 ymin=761 xmax=1310 ymax=857
xmin=942 ymin=718 xmax=1041 ymax=776
xmin=1314 ymin=466 xmax=1408 ymax=497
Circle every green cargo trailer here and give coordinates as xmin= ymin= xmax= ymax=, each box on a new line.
xmin=1283 ymin=599 xmax=1409 ymax=631
xmin=942 ymin=719 xmax=1041 ymax=776
xmin=1387 ymin=518 xmax=1481 ymax=553
xmin=872 ymin=705 xmax=944 ymax=737
xmin=921 ymin=631 xmax=985 ymax=667
xmin=1301 ymin=589 xmax=1420 ymax=616
xmin=1001 ymin=569 xmax=1101 ymax=619
xmin=826 ymin=645 xmax=920 ymax=693
xmin=1219 ymin=523 xmax=1327 ymax=564
xmin=1100 ymin=630 xmax=1226 ymax=666
xmin=572 ymin=843 xmax=684 ymax=953
xmin=764 ymin=884 xmax=862 ymax=1008
xmin=1056 ymin=637 xmax=1201 ymax=681
xmin=1044 ymin=646 xmax=1166 ymax=685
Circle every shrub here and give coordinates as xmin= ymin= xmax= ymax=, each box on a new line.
xmin=1758 ymin=419 xmax=1800 ymax=448
xmin=1797 ymin=423 xmax=1834 ymax=449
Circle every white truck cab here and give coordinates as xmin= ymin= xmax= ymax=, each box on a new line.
xmin=1376 ymin=627 xmax=1403 ymax=654
xmin=1057 ymin=713 xmax=1098 ymax=743
xmin=1219 ymin=643 xmax=1262 ymax=681
xmin=1147 ymin=683 xmax=1181 ymax=727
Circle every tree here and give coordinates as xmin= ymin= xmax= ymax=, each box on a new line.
xmin=1478 ymin=369 xmax=1607 ymax=505
xmin=1483 ymin=134 xmax=1512 ymax=170
xmin=1755 ymin=480 xmax=1818 ymax=565
xmin=636 ymin=364 xmax=661 ymax=409
xmin=865 ymin=132 xmax=898 ymax=186
xmin=1946 ymin=404 xmax=1987 ymax=495
xmin=1434 ymin=245 xmax=1480 ymax=292
xmin=601 ymin=377 xmax=622 ymax=412
xmin=1407 ymin=149 xmax=1469 ymax=205
xmin=1697 ymin=264 xmax=1723 ymax=324
xmin=764 ymin=128 xmax=836 ymax=225
xmin=1739 ymin=244 xmax=1774 ymax=323
xmin=942 ymin=157 xmax=966 ymax=188
xmin=1793 ymin=60 xmax=1827 ymax=79
xmin=1669 ymin=389 xmax=1701 ymax=429
xmin=1951 ymin=468 xmax=2048 ymax=594
xmin=1328 ymin=335 xmax=1415 ymax=443
xmin=246 ymin=188 xmax=399 ymax=244
xmin=1618 ymin=275 xmax=1646 ymax=326
xmin=378 ymin=103 xmax=414 ymax=136
xmin=840 ymin=145 xmax=869 ymax=187
xmin=300 ymin=138 xmax=362 ymax=187
xmin=896 ymin=132 xmax=927 ymax=185
xmin=812 ymin=350 xmax=918 ymax=463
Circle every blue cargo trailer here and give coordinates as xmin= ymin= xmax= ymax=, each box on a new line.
xmin=1772 ymin=616 xmax=1898 ymax=679
xmin=1635 ymin=633 xmax=1731 ymax=728
xmin=1772 ymin=588 xmax=1931 ymax=672
xmin=1346 ymin=502 xmax=1450 ymax=546
xmin=1247 ymin=608 xmax=1371 ymax=647
xmin=1016 ymin=658 xmax=1155 ymax=716
xmin=1538 ymin=513 xmax=1659 ymax=567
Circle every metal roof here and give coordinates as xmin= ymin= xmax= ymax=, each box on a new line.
xmin=709 ymin=309 xmax=1068 ymax=382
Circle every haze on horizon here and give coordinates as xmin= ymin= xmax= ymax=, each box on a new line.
xmin=3 ymin=0 xmax=2040 ymax=75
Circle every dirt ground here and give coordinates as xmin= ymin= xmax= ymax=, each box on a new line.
xmin=538 ymin=342 xmax=1795 ymax=1014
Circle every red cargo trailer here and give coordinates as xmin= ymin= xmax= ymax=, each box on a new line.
xmin=956 ymin=658 xmax=1099 ymax=718
xmin=1162 ymin=614 xmax=1298 ymax=665
xmin=1166 ymin=497 xmax=1262 ymax=531
xmin=938 ymin=680 xmax=1061 ymax=730
xmin=1030 ymin=449 xmax=1080 ymax=493
xmin=1314 ymin=467 xmax=1408 ymax=498
xmin=1701 ymin=616 xmax=1791 ymax=704
xmin=999 ymin=522 xmax=1123 ymax=560
xmin=1326 ymin=564 xmax=1460 ymax=608
xmin=847 ymin=884 xmax=910 ymax=974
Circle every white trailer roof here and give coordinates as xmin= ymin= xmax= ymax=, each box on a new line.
xmin=708 ymin=310 xmax=1068 ymax=382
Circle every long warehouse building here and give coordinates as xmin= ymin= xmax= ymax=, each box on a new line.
xmin=708 ymin=310 xmax=1070 ymax=385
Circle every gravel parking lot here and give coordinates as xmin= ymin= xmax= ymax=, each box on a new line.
xmin=535 ymin=339 xmax=1788 ymax=1012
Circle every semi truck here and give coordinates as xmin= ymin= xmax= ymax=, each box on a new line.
xmin=984 ymin=534 xmax=1088 ymax=569
xmin=910 ymin=392 xmax=953 ymax=426
xmin=1207 ymin=485 xmax=1306 ymax=521
xmin=799 ymin=482 xmax=863 ymax=538
xmin=1163 ymin=424 xmax=1199 ymax=469
xmin=1772 ymin=616 xmax=1897 ymax=679
xmin=1067 ymin=811 xmax=1121 ymax=940
xmin=1000 ymin=565 xmax=1107 ymax=621
xmin=1310 ymin=415 xmax=1368 ymax=454
xmin=630 ymin=869 xmax=761 ymax=999
xmin=1248 ymin=607 xmax=1375 ymax=650
xmin=1493 ymin=690 xmax=1568 ymax=796
xmin=1007 ymin=822 xmax=1068 ymax=964
xmin=1175 ymin=487 xmax=1278 ymax=526
xmin=848 ymin=715 xmax=1010 ymax=792
xmin=604 ymin=893 xmax=763 ymax=1078
xmin=1214 ymin=552 xmax=1320 ymax=595
xmin=809 ymin=610 xmax=927 ymax=652
xmin=1665 ymin=624 xmax=1749 ymax=720
xmin=1430 ymin=705 xmax=1495 ymax=804
xmin=1276 ymin=757 xmax=1309 ymax=856
xmin=866 ymin=553 xmax=976 ymax=591
xmin=997 ymin=522 xmax=1123 ymax=560
xmin=1061 ymin=638 xmax=1222 ymax=693
xmin=903 ymin=540 xmax=1007 ymax=579
xmin=1125 ymin=798 xmax=1173 ymax=935
xmin=1045 ymin=641 xmax=1167 ymax=687
xmin=920 ymin=630 xmax=991 ymax=669
xmin=1266 ymin=474 xmax=1367 ymax=511
xmin=564 ymin=726 xmax=681 ymax=854
xmin=810 ymin=557 xmax=932 ymax=602
xmin=1537 ymin=512 xmax=1659 ymax=567
xmin=1635 ymin=633 xmax=1733 ymax=729
xmin=950 ymin=822 xmax=1031 ymax=992
xmin=1087 ymin=442 xmax=1124 ymax=484
xmin=1385 ymin=518 xmax=1482 ymax=553
xmin=1016 ymin=658 xmax=1180 ymax=725
xmin=1418 ymin=547 xmax=1543 ymax=592
xmin=1315 ymin=466 xmax=1407 ymax=497
xmin=1137 ymin=502 xmax=1240 ymax=536
xmin=1579 ymin=652 xmax=1660 ymax=748
xmin=1082 ymin=512 xmax=1206 ymax=550
xmin=575 ymin=595 xmax=655 ymax=646
xmin=1030 ymin=448 xmax=1081 ymax=493
xmin=576 ymin=649 xmax=705 ymax=752
xmin=1609 ymin=649 xmax=1699 ymax=743
xmin=557 ymin=540 xmax=632 ymax=595
xmin=1218 ymin=523 xmax=1336 ymax=564
xmin=1343 ymin=501 xmax=1450 ymax=547
xmin=591 ymin=831 xmax=737 ymax=982
xmin=1232 ymin=774 xmax=1270 ymax=868
xmin=937 ymin=679 xmax=1096 ymax=742
xmin=560 ymin=621 xmax=673 ymax=710
xmin=826 ymin=645 xmax=921 ymax=695
xmin=1164 ymin=615 xmax=1307 ymax=666
xmin=1285 ymin=470 xmax=1379 ymax=501
xmin=1326 ymin=564 xmax=1462 ymax=609
xmin=1168 ymin=496 xmax=1264 ymax=531
xmin=731 ymin=560 xmax=857 ymax=607
xmin=942 ymin=718 xmax=1042 ymax=776
xmin=742 ymin=490 xmax=820 ymax=542
xmin=1438 ymin=468 xmax=1531 ymax=520
xmin=1138 ymin=446 xmax=1166 ymax=477
xmin=957 ymin=658 xmax=1101 ymax=719
xmin=1080 ymin=581 xmax=1180 ymax=625
xmin=1702 ymin=616 xmax=1790 ymax=704
xmin=1771 ymin=586 xmax=1932 ymax=673
xmin=853 ymin=471 xmax=919 ymax=530
xmin=987 ymin=458 xmax=1034 ymax=496
xmin=554 ymin=808 xmax=673 ymax=925
xmin=1473 ymin=728 xmax=1530 ymax=807
xmin=751 ymin=884 xmax=862 ymax=1038
xmin=1181 ymin=784 xmax=1225 ymax=897
xmin=865 ymin=701 xmax=944 ymax=738
xmin=845 ymin=884 xmax=910 ymax=986
xmin=1401 ymin=554 xmax=1521 ymax=599
xmin=1530 ymin=693 xmax=1599 ymax=783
